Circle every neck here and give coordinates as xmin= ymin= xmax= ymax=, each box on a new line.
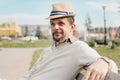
xmin=55 ymin=42 xmax=61 ymax=47
xmin=55 ymin=35 xmax=77 ymax=47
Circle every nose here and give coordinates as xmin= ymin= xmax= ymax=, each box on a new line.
xmin=54 ymin=25 xmax=59 ymax=30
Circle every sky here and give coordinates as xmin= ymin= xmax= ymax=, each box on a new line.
xmin=0 ymin=0 xmax=120 ymax=30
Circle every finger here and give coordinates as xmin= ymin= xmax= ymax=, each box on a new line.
xmin=81 ymin=69 xmax=91 ymax=80
xmin=95 ymin=72 xmax=101 ymax=80
xmin=88 ymin=69 xmax=96 ymax=80
xmin=100 ymin=73 xmax=106 ymax=80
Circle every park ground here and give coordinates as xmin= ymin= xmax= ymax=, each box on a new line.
xmin=0 ymin=48 xmax=38 ymax=80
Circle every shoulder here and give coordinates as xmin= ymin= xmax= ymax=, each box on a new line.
xmin=39 ymin=46 xmax=53 ymax=59
xmin=69 ymin=40 xmax=90 ymax=53
xmin=72 ymin=40 xmax=100 ymax=56
xmin=41 ymin=46 xmax=52 ymax=54
xmin=42 ymin=46 xmax=52 ymax=54
xmin=72 ymin=40 xmax=89 ymax=48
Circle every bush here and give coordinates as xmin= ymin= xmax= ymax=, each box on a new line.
xmin=87 ymin=40 xmax=95 ymax=47
xmin=95 ymin=40 xmax=106 ymax=45
xmin=40 ymin=35 xmax=48 ymax=39
xmin=35 ymin=30 xmax=48 ymax=39
xmin=112 ymin=39 xmax=120 ymax=47
xmin=0 ymin=37 xmax=2 ymax=41
xmin=111 ymin=42 xmax=115 ymax=49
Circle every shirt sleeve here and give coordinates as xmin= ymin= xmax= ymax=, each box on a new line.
xmin=77 ymin=41 xmax=101 ymax=66
xmin=77 ymin=41 xmax=118 ymax=73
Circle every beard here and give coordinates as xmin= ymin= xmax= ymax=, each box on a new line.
xmin=52 ymin=30 xmax=66 ymax=43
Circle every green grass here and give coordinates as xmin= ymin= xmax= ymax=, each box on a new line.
xmin=29 ymin=49 xmax=43 ymax=69
xmin=0 ymin=39 xmax=52 ymax=48
xmin=94 ymin=46 xmax=120 ymax=69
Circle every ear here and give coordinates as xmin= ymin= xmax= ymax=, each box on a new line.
xmin=71 ymin=23 xmax=76 ymax=31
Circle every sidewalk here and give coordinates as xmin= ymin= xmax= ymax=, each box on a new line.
xmin=0 ymin=48 xmax=38 ymax=80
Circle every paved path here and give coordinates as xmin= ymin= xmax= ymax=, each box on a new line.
xmin=0 ymin=48 xmax=38 ymax=80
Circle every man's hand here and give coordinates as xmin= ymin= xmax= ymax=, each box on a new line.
xmin=82 ymin=59 xmax=109 ymax=80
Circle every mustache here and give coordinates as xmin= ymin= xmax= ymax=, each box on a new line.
xmin=53 ymin=31 xmax=63 ymax=35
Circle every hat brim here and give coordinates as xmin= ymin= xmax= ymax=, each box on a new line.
xmin=46 ymin=14 xmax=76 ymax=19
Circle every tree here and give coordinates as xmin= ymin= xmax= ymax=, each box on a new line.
xmin=85 ymin=14 xmax=92 ymax=32
xmin=36 ymin=30 xmax=43 ymax=39
xmin=85 ymin=14 xmax=92 ymax=41
xmin=24 ymin=25 xmax=29 ymax=37
xmin=35 ymin=26 xmax=47 ymax=39
xmin=36 ymin=26 xmax=42 ymax=39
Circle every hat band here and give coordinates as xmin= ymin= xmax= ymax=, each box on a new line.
xmin=50 ymin=11 xmax=73 ymax=16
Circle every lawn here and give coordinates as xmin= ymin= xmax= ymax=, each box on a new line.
xmin=94 ymin=46 xmax=120 ymax=72
xmin=29 ymin=49 xmax=43 ymax=69
xmin=0 ymin=39 xmax=52 ymax=48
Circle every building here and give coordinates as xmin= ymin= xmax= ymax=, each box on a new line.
xmin=84 ymin=26 xmax=120 ymax=41
xmin=19 ymin=24 xmax=51 ymax=38
xmin=0 ymin=21 xmax=22 ymax=37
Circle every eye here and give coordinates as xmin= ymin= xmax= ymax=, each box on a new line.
xmin=58 ymin=22 xmax=64 ymax=26
xmin=50 ymin=22 xmax=55 ymax=27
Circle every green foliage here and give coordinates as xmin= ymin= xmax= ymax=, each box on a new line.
xmin=111 ymin=44 xmax=115 ymax=49
xmin=112 ymin=39 xmax=120 ymax=47
xmin=0 ymin=37 xmax=2 ymax=41
xmin=36 ymin=30 xmax=47 ymax=39
xmin=9 ymin=34 xmax=15 ymax=38
xmin=111 ymin=42 xmax=116 ymax=49
xmin=87 ymin=40 xmax=95 ymax=47
xmin=95 ymin=40 xmax=105 ymax=45
xmin=0 ymin=39 xmax=52 ymax=48
xmin=110 ymin=39 xmax=120 ymax=49
xmin=85 ymin=14 xmax=92 ymax=31
xmin=36 ymin=30 xmax=42 ymax=39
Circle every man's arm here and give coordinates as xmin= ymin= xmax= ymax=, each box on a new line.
xmin=81 ymin=58 xmax=118 ymax=80
xmin=77 ymin=41 xmax=118 ymax=80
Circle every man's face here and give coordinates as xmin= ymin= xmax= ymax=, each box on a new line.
xmin=50 ymin=17 xmax=72 ymax=42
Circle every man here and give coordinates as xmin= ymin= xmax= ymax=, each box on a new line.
xmin=21 ymin=2 xmax=118 ymax=80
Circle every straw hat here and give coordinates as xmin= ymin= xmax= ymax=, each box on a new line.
xmin=48 ymin=2 xmax=76 ymax=19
